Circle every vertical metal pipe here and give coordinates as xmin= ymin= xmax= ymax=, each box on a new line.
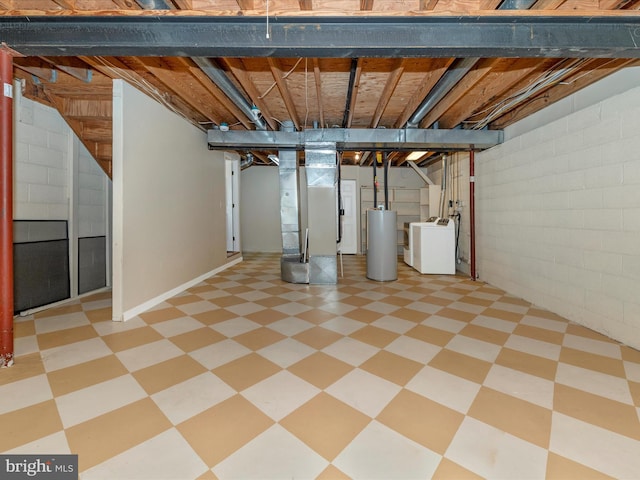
xmin=470 ymin=150 xmax=476 ymax=281
xmin=383 ymin=152 xmax=389 ymax=211
xmin=372 ymin=154 xmax=377 ymax=208
xmin=0 ymin=49 xmax=14 ymax=367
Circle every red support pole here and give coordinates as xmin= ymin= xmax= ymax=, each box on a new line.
xmin=469 ymin=150 xmax=476 ymax=281
xmin=0 ymin=48 xmax=14 ymax=368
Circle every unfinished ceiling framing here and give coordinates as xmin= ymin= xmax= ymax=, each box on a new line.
xmin=1 ymin=1 xmax=640 ymax=177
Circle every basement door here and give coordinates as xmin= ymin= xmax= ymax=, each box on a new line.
xmin=225 ymin=154 xmax=240 ymax=253
xmin=339 ymin=179 xmax=358 ymax=254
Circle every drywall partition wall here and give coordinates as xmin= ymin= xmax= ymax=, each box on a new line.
xmin=240 ymin=165 xmax=282 ymax=252
xmin=475 ymin=66 xmax=640 ymax=350
xmin=112 ymin=80 xmax=229 ymax=321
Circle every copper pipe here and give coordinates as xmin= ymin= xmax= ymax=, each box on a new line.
xmin=470 ymin=150 xmax=476 ymax=281
xmin=0 ymin=48 xmax=14 ymax=367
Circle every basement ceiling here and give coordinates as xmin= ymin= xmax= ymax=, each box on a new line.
xmin=1 ymin=2 xmax=640 ymax=177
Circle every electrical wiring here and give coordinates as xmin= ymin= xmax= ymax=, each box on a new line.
xmin=258 ymin=58 xmax=304 ymax=99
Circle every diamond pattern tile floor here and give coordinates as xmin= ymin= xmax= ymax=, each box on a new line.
xmin=3 ymin=252 xmax=640 ymax=479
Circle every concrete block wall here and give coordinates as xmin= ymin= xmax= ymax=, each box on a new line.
xmin=78 ymin=144 xmax=108 ymax=238
xmin=14 ymin=89 xmax=71 ymax=221
xmin=476 ymin=67 xmax=640 ymax=349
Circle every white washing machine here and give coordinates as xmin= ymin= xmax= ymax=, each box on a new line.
xmin=412 ymin=217 xmax=456 ymax=274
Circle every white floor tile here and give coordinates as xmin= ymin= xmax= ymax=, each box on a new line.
xmin=371 ymin=316 xmax=415 ymax=334
xmin=34 ymin=312 xmax=90 ymax=334
xmin=471 ymin=315 xmax=517 ymax=333
xmin=55 ymin=374 xmax=147 ymax=428
xmin=318 ymin=302 xmax=358 ymax=315
xmin=224 ymin=302 xmax=266 ymax=317
xmin=384 ymin=336 xmax=441 ymax=364
xmin=406 ymin=301 xmax=445 ymax=315
xmin=361 ymin=301 xmax=401 ymax=315
xmin=550 ymin=412 xmax=640 ymax=479
xmin=445 ymin=335 xmax=502 ymax=363
xmin=152 ymin=372 xmax=236 ymax=425
xmin=406 ymin=366 xmax=481 ymax=414
xmin=322 ymin=337 xmax=379 ymax=367
xmin=235 ymin=290 xmax=271 ymax=302
xmin=176 ymin=300 xmax=218 ymax=316
xmin=91 ymin=317 xmax=146 ymax=337
xmin=555 ymin=363 xmax=633 ymax=404
xmin=267 ymin=317 xmax=315 ymax=337
xmin=562 ymin=333 xmax=622 ymax=359
xmin=189 ymin=339 xmax=251 ymax=370
xmin=0 ymin=374 xmax=53 ymax=414
xmin=272 ymin=302 xmax=313 ymax=316
xmin=41 ymin=338 xmax=112 ymax=372
xmin=483 ymin=364 xmax=554 ymax=409
xmin=115 ymin=340 xmax=184 ymax=372
xmin=624 ymin=360 xmax=640 ymax=383
xmin=448 ymin=301 xmax=487 ymax=315
xmin=213 ymin=424 xmax=328 ymax=480
xmin=445 ymin=416 xmax=548 ymax=479
xmin=258 ymin=338 xmax=316 ymax=368
xmin=321 ymin=317 xmax=366 ymax=336
xmin=520 ymin=315 xmax=568 ymax=333
xmin=6 ymin=431 xmax=70 ymax=455
xmin=150 ymin=316 xmax=204 ymax=338
xmin=14 ymin=335 xmax=39 ymax=356
xmin=210 ymin=318 xmax=261 ymax=337
xmin=82 ymin=429 xmax=208 ymax=480
xmin=241 ymin=371 xmax=320 ymax=421
xmin=325 ymin=369 xmax=400 ymax=418
xmin=504 ymin=334 xmax=561 ymax=361
xmin=422 ymin=315 xmax=466 ymax=333
xmin=333 ymin=420 xmax=441 ymax=480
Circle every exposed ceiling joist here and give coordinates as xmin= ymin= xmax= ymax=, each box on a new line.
xmin=3 ymin=14 xmax=640 ymax=58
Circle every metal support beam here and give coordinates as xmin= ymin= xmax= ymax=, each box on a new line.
xmin=208 ymin=127 xmax=503 ymax=152
xmin=2 ymin=15 xmax=640 ymax=58
xmin=0 ymin=48 xmax=14 ymax=368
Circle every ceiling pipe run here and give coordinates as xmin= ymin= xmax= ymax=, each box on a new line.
xmin=406 ymin=0 xmax=538 ymax=129
xmin=136 ymin=0 xmax=268 ymax=131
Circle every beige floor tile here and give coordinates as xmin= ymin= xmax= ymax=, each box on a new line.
xmin=133 ymin=355 xmax=208 ymax=395
xmin=437 ymin=307 xmax=477 ymax=323
xmin=14 ymin=319 xmax=35 ymax=337
xmin=287 ymin=352 xmax=354 ymax=389
xmin=84 ymin=307 xmax=112 ymax=323
xmin=293 ymin=326 xmax=343 ymax=350
xmin=0 ymin=400 xmax=63 ymax=452
xmin=166 ymin=294 xmax=203 ymax=306
xmin=101 ymin=326 xmax=164 ymax=353
xmin=192 ymin=308 xmax=236 ymax=325
xmin=378 ymin=295 xmax=414 ymax=307
xmin=169 ymin=327 xmax=226 ymax=352
xmin=418 ymin=295 xmax=453 ymax=307
xmin=546 ymin=452 xmax=616 ymax=479
xmin=482 ymin=307 xmax=524 ymax=323
xmin=47 ymin=355 xmax=128 ymax=396
xmin=343 ymin=307 xmax=385 ymax=324
xmin=254 ymin=296 xmax=291 ymax=308
xmin=513 ymin=323 xmax=565 ymax=345
xmin=34 ymin=303 xmax=82 ymax=318
xmin=225 ymin=285 xmax=253 ymax=295
xmin=177 ymin=395 xmax=274 ymax=467
xmin=187 ymin=284 xmax=217 ymax=295
xmin=630 ymin=381 xmax=640 ymax=407
xmin=553 ymin=384 xmax=640 ymax=441
xmin=566 ymin=323 xmax=619 ymax=343
xmin=212 ymin=353 xmax=280 ymax=391
xmin=37 ymin=325 xmax=98 ymax=351
xmin=66 ymin=397 xmax=172 ymax=471
xmin=0 ymin=352 xmax=45 ymax=386
xmin=244 ymin=308 xmax=288 ymax=325
xmin=232 ymin=327 xmax=286 ymax=351
xmin=429 ymin=349 xmax=492 ymax=384
xmin=377 ymin=389 xmax=464 ymax=454
xmin=196 ymin=469 xmax=218 ymax=479
xmin=341 ymin=296 xmax=374 ymax=307
xmin=458 ymin=295 xmax=493 ymax=308
xmin=296 ymin=308 xmax=338 ymax=325
xmin=433 ymin=458 xmax=485 ymax=479
xmin=139 ymin=307 xmax=186 ymax=325
xmin=210 ymin=296 xmax=252 ymax=308
xmin=527 ymin=307 xmax=568 ymax=322
xmin=388 ymin=307 xmax=432 ymax=323
xmin=317 ymin=464 xmax=351 ymax=479
xmin=560 ymin=347 xmax=626 ymax=378
xmin=406 ymin=324 xmax=454 ymax=347
xmin=360 ymin=351 xmax=423 ymax=386
xmin=468 ymin=386 xmax=552 ymax=448
xmin=495 ymin=347 xmax=558 ymax=381
xmin=460 ymin=323 xmax=510 ymax=346
xmin=280 ymin=392 xmax=370 ymax=461
xmin=349 ymin=325 xmax=399 ymax=348
xmin=622 ymin=346 xmax=640 ymax=364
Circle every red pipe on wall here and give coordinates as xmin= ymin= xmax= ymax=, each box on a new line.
xmin=0 ymin=48 xmax=14 ymax=367
xmin=469 ymin=150 xmax=476 ymax=281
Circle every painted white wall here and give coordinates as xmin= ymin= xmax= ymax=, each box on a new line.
xmin=14 ymin=85 xmax=70 ymax=221
xmin=475 ymin=66 xmax=640 ymax=349
xmin=112 ymin=80 xmax=231 ymax=321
